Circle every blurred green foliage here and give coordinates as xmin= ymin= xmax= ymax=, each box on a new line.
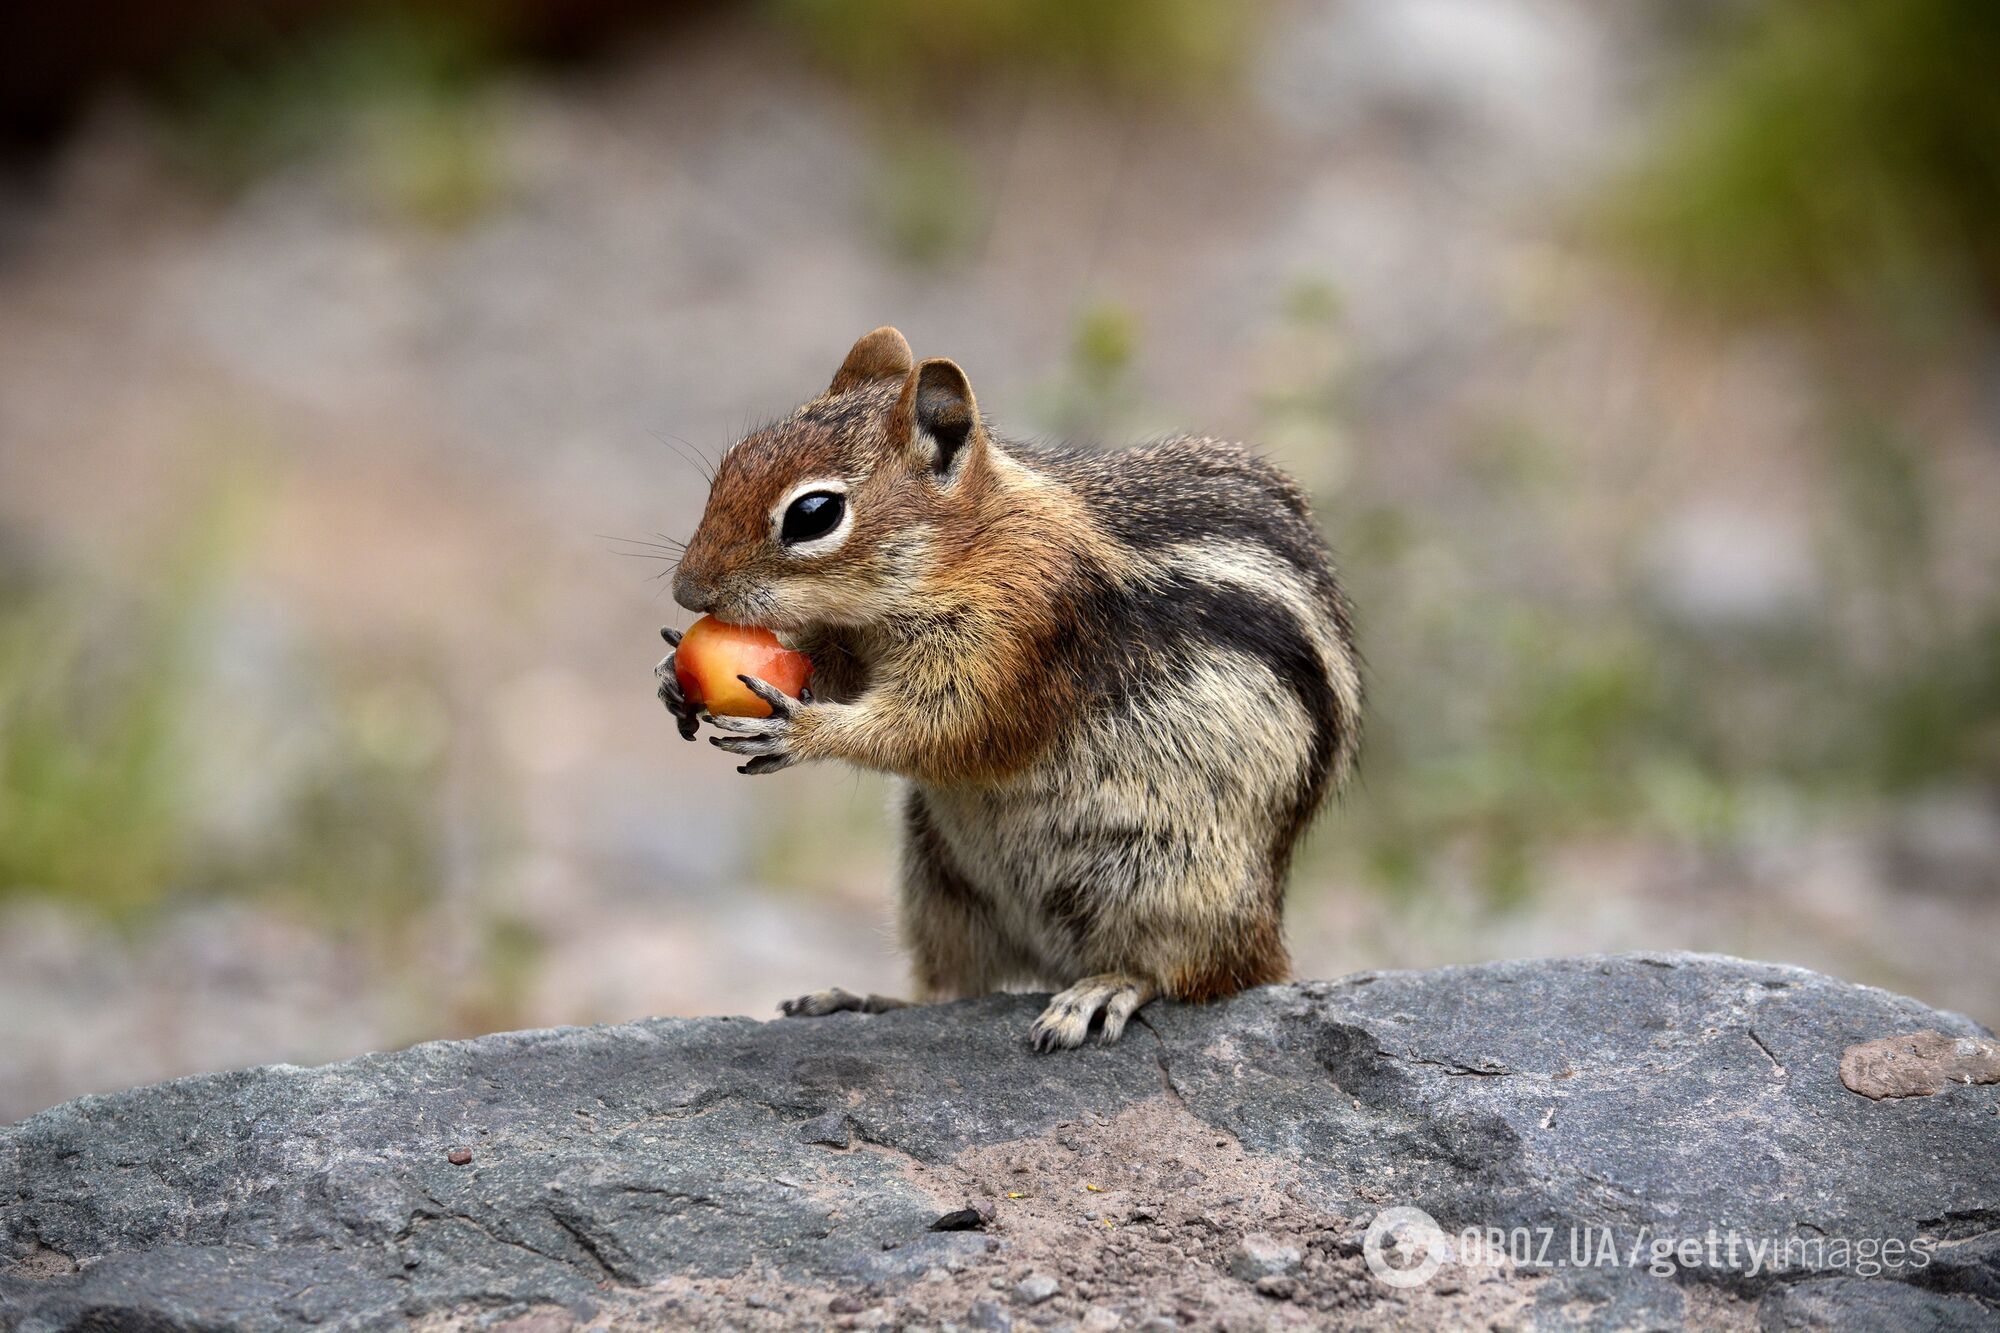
xmin=769 ymin=0 xmax=1265 ymax=266
xmin=0 ymin=474 xmax=455 ymax=931
xmin=0 ymin=548 xmax=200 ymax=917
xmin=1031 ymin=301 xmax=1143 ymax=442
xmin=1276 ymin=293 xmax=2000 ymax=908
xmin=245 ymin=669 xmax=452 ymax=935
xmin=160 ymin=7 xmax=503 ymax=225
xmin=764 ymin=0 xmax=1257 ymax=106
xmin=1807 ymin=415 xmax=2000 ymax=794
xmin=1071 ymin=303 xmax=1139 ymax=386
xmin=872 ymin=134 xmax=984 ymax=266
xmin=1609 ymin=0 xmax=2000 ymax=327
xmin=448 ymin=912 xmax=546 ymax=1035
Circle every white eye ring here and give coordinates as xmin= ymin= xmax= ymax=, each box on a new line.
xmin=770 ymin=477 xmax=851 ymax=555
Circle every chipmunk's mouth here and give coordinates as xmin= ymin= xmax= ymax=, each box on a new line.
xmin=723 ymin=583 xmax=872 ymax=642
xmin=716 ymin=607 xmax=819 ymax=645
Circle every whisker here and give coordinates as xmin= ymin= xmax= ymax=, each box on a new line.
xmin=599 ymin=532 xmax=689 ymax=553
xmin=664 ymin=431 xmax=720 ymax=473
xmin=651 ymin=430 xmax=717 ymax=485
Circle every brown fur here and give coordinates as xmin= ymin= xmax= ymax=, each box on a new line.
xmin=1169 ymin=912 xmax=1292 ymax=1002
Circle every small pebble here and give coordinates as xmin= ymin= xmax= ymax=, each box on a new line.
xmin=1014 ymin=1273 xmax=1060 ymax=1306
xmin=966 ymin=1299 xmax=1014 ymax=1332
xmin=1228 ymin=1232 xmax=1302 ymax=1282
xmin=828 ymin=1293 xmax=866 ymax=1314
xmin=446 ymin=1147 xmax=473 ymax=1166
xmin=799 ymin=1112 xmax=855 ymax=1148
xmin=1253 ymin=1275 xmax=1297 ymax=1300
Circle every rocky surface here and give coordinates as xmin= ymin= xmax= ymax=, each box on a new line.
xmin=3 ymin=953 xmax=1998 ymax=1331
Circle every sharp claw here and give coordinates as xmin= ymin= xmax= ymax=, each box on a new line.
xmin=736 ymin=674 xmax=795 ymax=716
xmin=660 ymin=626 xmax=682 ymax=646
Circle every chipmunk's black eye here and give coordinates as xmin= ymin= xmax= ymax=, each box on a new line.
xmin=780 ymin=490 xmax=845 ymax=544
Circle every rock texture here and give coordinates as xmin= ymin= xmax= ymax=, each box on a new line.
xmin=3 ymin=953 xmax=1997 ymax=1331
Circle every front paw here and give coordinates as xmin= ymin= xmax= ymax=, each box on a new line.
xmin=655 ymin=627 xmax=700 ymax=741
xmin=706 ymin=675 xmax=818 ymax=775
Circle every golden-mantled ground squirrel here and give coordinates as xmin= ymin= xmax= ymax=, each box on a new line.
xmin=656 ymin=328 xmax=1360 ymax=1048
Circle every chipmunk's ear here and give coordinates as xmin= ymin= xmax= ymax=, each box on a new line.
xmin=893 ymin=357 xmax=983 ymax=479
xmin=828 ymin=326 xmax=913 ymax=395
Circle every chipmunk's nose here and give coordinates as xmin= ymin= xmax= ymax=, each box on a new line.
xmin=672 ymin=567 xmax=717 ymax=614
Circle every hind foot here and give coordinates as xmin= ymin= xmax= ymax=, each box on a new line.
xmin=1031 ymin=973 xmax=1158 ymax=1051
xmin=779 ymin=987 xmax=909 ymax=1018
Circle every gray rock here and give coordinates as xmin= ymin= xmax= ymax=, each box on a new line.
xmin=1754 ymin=1277 xmax=1999 ymax=1331
xmin=966 ymin=1297 xmax=1013 ymax=1330
xmin=1142 ymin=954 xmax=2000 ymax=1250
xmin=1 ymin=953 xmax=1995 ymax=1333
xmin=1528 ymin=1267 xmax=1685 ymax=1331
xmin=1228 ymin=1233 xmax=1302 ymax=1282
xmin=1251 ymin=1274 xmax=1297 ymax=1300
xmin=799 ymin=1109 xmax=857 ymax=1147
xmin=1014 ymin=1272 xmax=1061 ymax=1305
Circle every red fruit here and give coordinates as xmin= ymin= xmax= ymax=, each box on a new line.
xmin=674 ymin=616 xmax=813 ymax=718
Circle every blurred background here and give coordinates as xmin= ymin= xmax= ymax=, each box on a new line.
xmin=2 ymin=0 xmax=1997 ymax=1122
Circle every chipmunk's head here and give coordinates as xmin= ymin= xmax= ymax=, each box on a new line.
xmin=672 ymin=327 xmax=992 ymax=633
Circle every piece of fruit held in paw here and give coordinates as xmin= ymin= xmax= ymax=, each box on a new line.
xmin=673 ymin=616 xmax=812 ymax=718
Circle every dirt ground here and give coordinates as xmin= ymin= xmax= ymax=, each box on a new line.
xmin=419 ymin=1097 xmax=1756 ymax=1332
